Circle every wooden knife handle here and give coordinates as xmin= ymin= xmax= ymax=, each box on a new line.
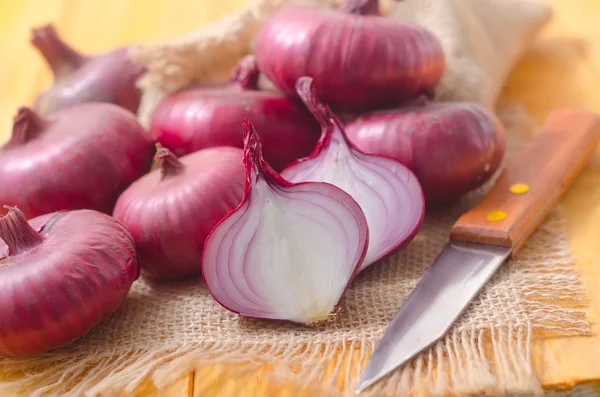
xmin=450 ymin=108 xmax=600 ymax=256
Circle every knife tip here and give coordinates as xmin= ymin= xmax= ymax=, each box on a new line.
xmin=354 ymin=377 xmax=374 ymax=394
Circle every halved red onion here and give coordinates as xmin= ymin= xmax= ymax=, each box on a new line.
xmin=281 ymin=77 xmax=425 ymax=269
xmin=202 ymin=119 xmax=368 ymax=325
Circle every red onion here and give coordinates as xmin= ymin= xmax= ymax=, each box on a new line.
xmin=344 ymin=102 xmax=506 ymax=203
xmin=0 ymin=207 xmax=139 ymax=357
xmin=113 ymin=144 xmax=245 ymax=280
xmin=31 ymin=24 xmax=144 ymax=115
xmin=150 ymin=55 xmax=321 ymax=171
xmin=253 ymin=0 xmax=445 ymax=111
xmin=0 ymin=104 xmax=154 ymax=219
xmin=202 ymin=119 xmax=368 ymax=325
xmin=0 ymin=212 xmax=56 ymax=259
xmin=281 ymin=77 xmax=424 ymax=269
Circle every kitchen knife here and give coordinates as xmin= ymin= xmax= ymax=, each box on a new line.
xmin=355 ymin=108 xmax=600 ymax=394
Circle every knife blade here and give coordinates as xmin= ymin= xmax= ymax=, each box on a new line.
xmin=355 ymin=108 xmax=600 ymax=394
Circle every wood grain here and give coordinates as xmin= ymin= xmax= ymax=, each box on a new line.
xmin=501 ymin=0 xmax=600 ymax=389
xmin=450 ymin=108 xmax=600 ymax=256
xmin=1 ymin=0 xmax=600 ymax=396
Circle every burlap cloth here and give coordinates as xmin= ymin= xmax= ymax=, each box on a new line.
xmin=0 ymin=1 xmax=596 ymax=396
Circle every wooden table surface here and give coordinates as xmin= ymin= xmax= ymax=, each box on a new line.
xmin=1 ymin=0 xmax=600 ymax=396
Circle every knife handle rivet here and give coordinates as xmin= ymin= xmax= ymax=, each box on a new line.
xmin=509 ymin=183 xmax=530 ymax=194
xmin=486 ymin=211 xmax=507 ymax=221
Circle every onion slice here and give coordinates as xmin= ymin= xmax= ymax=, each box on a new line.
xmin=202 ymin=119 xmax=369 ymax=325
xmin=281 ymin=77 xmax=425 ymax=269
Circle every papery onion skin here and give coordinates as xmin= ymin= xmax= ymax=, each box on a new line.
xmin=281 ymin=77 xmax=424 ymax=269
xmin=202 ymin=119 xmax=368 ymax=325
xmin=0 ymin=104 xmax=154 ymax=219
xmin=0 ymin=207 xmax=139 ymax=358
xmin=113 ymin=145 xmax=245 ymax=280
xmin=344 ymin=102 xmax=506 ymax=204
xmin=253 ymin=0 xmax=445 ymax=111
xmin=150 ymin=55 xmax=321 ymax=171
xmin=31 ymin=24 xmax=145 ymax=115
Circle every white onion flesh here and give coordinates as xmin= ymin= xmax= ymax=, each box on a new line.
xmin=281 ymin=77 xmax=425 ymax=269
xmin=202 ymin=119 xmax=369 ymax=325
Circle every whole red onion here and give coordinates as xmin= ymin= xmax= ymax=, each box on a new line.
xmin=253 ymin=0 xmax=445 ymax=111
xmin=31 ymin=24 xmax=145 ymax=115
xmin=113 ymin=145 xmax=245 ymax=280
xmin=344 ymin=102 xmax=506 ymax=203
xmin=0 ymin=207 xmax=139 ymax=357
xmin=150 ymin=55 xmax=321 ymax=171
xmin=0 ymin=104 xmax=154 ymax=219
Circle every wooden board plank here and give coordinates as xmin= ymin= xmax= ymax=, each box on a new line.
xmin=499 ymin=0 xmax=600 ymax=388
xmin=125 ymin=372 xmax=194 ymax=397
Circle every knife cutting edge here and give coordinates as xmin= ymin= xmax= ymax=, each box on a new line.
xmin=355 ymin=108 xmax=600 ymax=394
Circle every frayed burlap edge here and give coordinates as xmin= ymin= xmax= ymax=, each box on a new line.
xmin=0 ymin=323 xmax=589 ymax=397
xmin=0 ymin=217 xmax=591 ymax=397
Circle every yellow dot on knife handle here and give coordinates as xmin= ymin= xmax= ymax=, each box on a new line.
xmin=510 ymin=183 xmax=530 ymax=194
xmin=487 ymin=211 xmax=507 ymax=222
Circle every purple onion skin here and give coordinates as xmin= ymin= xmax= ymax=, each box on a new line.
xmin=31 ymin=24 xmax=145 ymax=115
xmin=0 ymin=104 xmax=154 ymax=219
xmin=253 ymin=1 xmax=445 ymax=112
xmin=0 ymin=212 xmax=56 ymax=258
xmin=344 ymin=103 xmax=506 ymax=204
xmin=113 ymin=146 xmax=246 ymax=280
xmin=0 ymin=208 xmax=139 ymax=358
xmin=150 ymin=56 xmax=321 ymax=172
